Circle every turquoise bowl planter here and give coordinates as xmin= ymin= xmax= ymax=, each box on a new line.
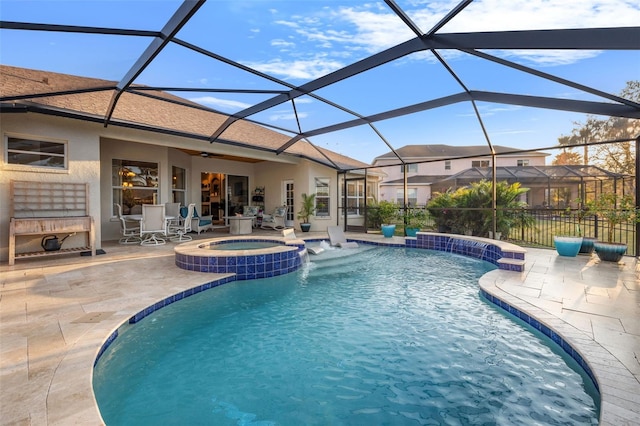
xmin=594 ymin=242 xmax=627 ymax=262
xmin=579 ymin=237 xmax=596 ymax=254
xmin=405 ymin=227 xmax=420 ymax=237
xmin=553 ymin=236 xmax=583 ymax=257
xmin=381 ymin=224 xmax=396 ymax=238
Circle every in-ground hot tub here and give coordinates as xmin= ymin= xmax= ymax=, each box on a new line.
xmin=174 ymin=236 xmax=307 ymax=280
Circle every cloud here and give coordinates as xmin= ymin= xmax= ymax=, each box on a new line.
xmin=269 ymin=111 xmax=308 ymax=121
xmin=188 ymin=96 xmax=251 ymax=111
xmin=246 ymin=57 xmax=345 ymax=80
xmin=271 ymin=39 xmax=295 ymax=49
xmin=261 ymin=0 xmax=640 ymax=77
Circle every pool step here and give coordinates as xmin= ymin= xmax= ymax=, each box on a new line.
xmin=497 ymin=257 xmax=526 ymax=272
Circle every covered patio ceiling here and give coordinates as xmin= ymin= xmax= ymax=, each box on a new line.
xmin=1 ymin=0 xmax=639 ymax=170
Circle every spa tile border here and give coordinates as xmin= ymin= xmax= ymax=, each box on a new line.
xmin=175 ymin=237 xmax=306 ymax=279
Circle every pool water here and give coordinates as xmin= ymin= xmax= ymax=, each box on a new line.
xmin=209 ymin=241 xmax=283 ymax=250
xmin=94 ymin=247 xmax=598 ymax=425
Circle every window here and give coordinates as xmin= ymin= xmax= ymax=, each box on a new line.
xmin=6 ymin=136 xmax=66 ymax=169
xmin=172 ymin=166 xmax=186 ymax=205
xmin=112 ymin=159 xmax=159 ymax=215
xmin=400 ymin=164 xmax=418 ymax=173
xmin=471 ymin=160 xmax=490 ymax=167
xmin=346 ymin=180 xmax=365 ymax=215
xmin=444 ymin=160 xmax=451 ymax=170
xmin=517 ymin=159 xmax=529 ymax=167
xmin=315 ymin=178 xmax=330 ymax=217
xmin=396 ymin=188 xmax=418 ymax=206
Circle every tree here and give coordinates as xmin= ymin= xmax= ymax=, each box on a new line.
xmin=552 ymin=149 xmax=582 ymax=165
xmin=557 ymin=81 xmax=639 ymax=174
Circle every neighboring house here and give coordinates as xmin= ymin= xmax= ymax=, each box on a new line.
xmin=372 ymin=145 xmax=548 ymax=206
xmin=0 ymin=65 xmax=378 ymax=262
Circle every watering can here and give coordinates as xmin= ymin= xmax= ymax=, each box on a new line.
xmin=41 ymin=234 xmax=73 ymax=251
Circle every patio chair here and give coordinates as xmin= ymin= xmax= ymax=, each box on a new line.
xmin=165 ymin=202 xmax=181 ymax=228
xmin=243 ymin=205 xmax=260 ymax=228
xmin=140 ymin=204 xmax=168 ymax=246
xmin=115 ymin=203 xmax=141 ymax=244
xmin=261 ymin=206 xmax=287 ymax=230
xmin=169 ymin=203 xmax=194 ymax=242
xmin=180 ymin=205 xmax=214 ymax=234
xmin=327 ymin=226 xmax=359 ymax=248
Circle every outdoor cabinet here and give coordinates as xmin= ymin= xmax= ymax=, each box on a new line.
xmin=8 ymin=180 xmax=96 ymax=265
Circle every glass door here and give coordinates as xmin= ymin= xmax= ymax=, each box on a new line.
xmin=226 ymin=175 xmax=249 ymax=219
xmin=284 ymin=180 xmax=294 ymax=227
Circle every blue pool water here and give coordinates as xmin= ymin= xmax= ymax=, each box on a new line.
xmin=94 ymin=247 xmax=598 ymax=425
xmin=209 ymin=241 xmax=282 ymax=250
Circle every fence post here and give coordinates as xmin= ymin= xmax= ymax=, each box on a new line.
xmin=594 ymin=215 xmax=599 ymax=240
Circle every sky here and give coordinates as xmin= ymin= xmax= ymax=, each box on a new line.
xmin=1 ymin=0 xmax=639 ymax=164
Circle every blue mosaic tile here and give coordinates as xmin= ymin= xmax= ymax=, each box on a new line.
xmin=480 ymin=291 xmax=599 ymax=393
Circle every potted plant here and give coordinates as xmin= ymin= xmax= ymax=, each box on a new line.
xmin=572 ymin=198 xmax=596 ymax=254
xmin=405 ymin=208 xmax=427 ymax=237
xmin=553 ymin=208 xmax=583 ymax=257
xmin=553 ymin=232 xmax=583 ymax=257
xmin=297 ymin=193 xmax=316 ymax=232
xmin=588 ymin=193 xmax=640 ymax=262
xmin=378 ymin=200 xmax=399 ymax=238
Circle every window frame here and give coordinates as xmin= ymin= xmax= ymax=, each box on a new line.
xmin=172 ymin=166 xmax=187 ymax=205
xmin=4 ymin=133 xmax=68 ymax=171
xmin=396 ymin=188 xmax=418 ymax=206
xmin=471 ymin=160 xmax=490 ymax=167
xmin=112 ymin=159 xmax=159 ymax=216
xmin=517 ymin=159 xmax=530 ymax=167
xmin=400 ymin=164 xmax=418 ymax=173
xmin=315 ymin=177 xmax=330 ymax=217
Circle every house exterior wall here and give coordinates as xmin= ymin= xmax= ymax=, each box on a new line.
xmin=1 ymin=114 xmax=102 ymax=261
xmin=1 ymin=112 xmax=347 ymax=261
xmin=374 ymin=152 xmax=547 ymax=205
xmin=376 ymin=154 xmax=546 ymax=183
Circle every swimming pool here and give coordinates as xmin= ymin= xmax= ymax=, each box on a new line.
xmin=94 ymin=246 xmax=598 ymax=424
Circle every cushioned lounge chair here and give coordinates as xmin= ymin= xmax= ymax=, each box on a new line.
xmin=180 ymin=205 xmax=214 ymax=234
xmin=261 ymin=206 xmax=287 ymax=230
xmin=327 ymin=226 xmax=359 ymax=248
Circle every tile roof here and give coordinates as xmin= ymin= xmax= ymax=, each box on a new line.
xmin=373 ymin=144 xmax=549 ymax=161
xmin=0 ymin=65 xmax=370 ymax=171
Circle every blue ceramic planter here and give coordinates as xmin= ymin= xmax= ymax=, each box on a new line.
xmin=381 ymin=224 xmax=396 ymax=238
xmin=554 ymin=236 xmax=583 ymax=257
xmin=405 ymin=227 xmax=420 ymax=237
xmin=594 ymin=242 xmax=627 ymax=262
xmin=579 ymin=237 xmax=596 ymax=254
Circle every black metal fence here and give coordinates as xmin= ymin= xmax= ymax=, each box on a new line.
xmin=358 ymin=206 xmax=637 ymax=256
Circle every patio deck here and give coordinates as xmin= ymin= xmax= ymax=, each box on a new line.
xmin=1 ymin=229 xmax=638 ymax=425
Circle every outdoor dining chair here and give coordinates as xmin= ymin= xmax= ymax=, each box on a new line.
xmin=169 ymin=203 xmax=194 ymax=242
xmin=115 ymin=203 xmax=142 ymax=244
xmin=165 ymin=202 xmax=181 ymax=228
xmin=140 ymin=204 xmax=168 ymax=246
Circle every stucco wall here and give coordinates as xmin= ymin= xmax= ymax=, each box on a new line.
xmin=1 ymin=112 xmax=345 ymax=261
xmin=1 ymin=114 xmax=102 ymax=261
